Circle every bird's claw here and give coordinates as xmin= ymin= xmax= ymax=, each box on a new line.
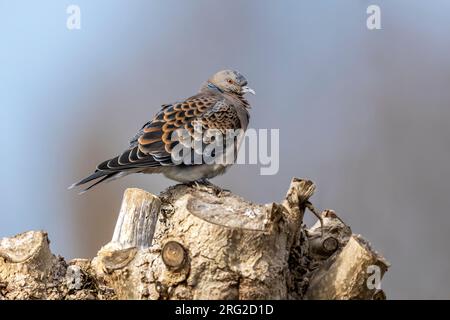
xmin=190 ymin=179 xmax=227 ymax=196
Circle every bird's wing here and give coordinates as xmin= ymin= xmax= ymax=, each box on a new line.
xmin=201 ymin=99 xmax=242 ymax=132
xmin=70 ymin=94 xmax=244 ymax=192
xmin=95 ymin=94 xmax=242 ymax=172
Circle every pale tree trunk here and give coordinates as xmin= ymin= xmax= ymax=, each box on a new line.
xmin=0 ymin=178 xmax=389 ymax=300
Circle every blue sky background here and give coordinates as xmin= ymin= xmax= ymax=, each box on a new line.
xmin=1 ymin=1 xmax=450 ymax=299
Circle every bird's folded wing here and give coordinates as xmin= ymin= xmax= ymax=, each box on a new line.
xmin=96 ymin=94 xmax=242 ymax=172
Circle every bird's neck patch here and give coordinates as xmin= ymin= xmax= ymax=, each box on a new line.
xmin=207 ymin=82 xmax=223 ymax=93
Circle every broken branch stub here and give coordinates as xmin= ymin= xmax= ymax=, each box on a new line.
xmin=111 ymin=188 xmax=161 ymax=249
xmin=305 ymin=235 xmax=390 ymax=300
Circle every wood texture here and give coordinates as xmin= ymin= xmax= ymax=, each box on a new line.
xmin=0 ymin=178 xmax=389 ymax=300
xmin=111 ymin=188 xmax=161 ymax=249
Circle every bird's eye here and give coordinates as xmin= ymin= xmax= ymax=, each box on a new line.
xmin=227 ymin=79 xmax=233 ymax=84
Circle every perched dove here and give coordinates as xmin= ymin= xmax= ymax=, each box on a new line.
xmin=70 ymin=70 xmax=255 ymax=193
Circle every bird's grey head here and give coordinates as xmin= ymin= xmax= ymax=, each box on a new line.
xmin=207 ymin=70 xmax=255 ymax=96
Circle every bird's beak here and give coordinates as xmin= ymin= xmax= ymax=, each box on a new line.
xmin=241 ymin=86 xmax=256 ymax=95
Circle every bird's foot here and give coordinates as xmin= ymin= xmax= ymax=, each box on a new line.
xmin=189 ymin=179 xmax=229 ymax=196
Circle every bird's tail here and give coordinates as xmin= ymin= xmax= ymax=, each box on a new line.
xmin=68 ymin=170 xmax=121 ymax=194
xmin=69 ymin=145 xmax=162 ymax=194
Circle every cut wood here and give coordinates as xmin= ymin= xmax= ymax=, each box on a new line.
xmin=0 ymin=178 xmax=389 ymax=300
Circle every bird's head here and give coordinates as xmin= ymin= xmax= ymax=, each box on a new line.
xmin=207 ymin=70 xmax=255 ymax=96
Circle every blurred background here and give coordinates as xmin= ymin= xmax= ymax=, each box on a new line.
xmin=1 ymin=0 xmax=450 ymax=299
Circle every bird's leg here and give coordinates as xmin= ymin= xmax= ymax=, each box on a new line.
xmin=203 ymin=179 xmax=232 ymax=195
xmin=186 ymin=179 xmax=207 ymax=187
xmin=197 ymin=178 xmax=213 ymax=187
xmin=190 ymin=178 xmax=214 ymax=192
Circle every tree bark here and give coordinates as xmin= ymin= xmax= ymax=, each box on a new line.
xmin=0 ymin=178 xmax=389 ymax=300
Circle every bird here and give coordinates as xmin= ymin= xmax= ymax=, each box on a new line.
xmin=69 ymin=69 xmax=255 ymax=193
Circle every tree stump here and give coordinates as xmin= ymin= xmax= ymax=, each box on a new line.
xmin=0 ymin=178 xmax=390 ymax=300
